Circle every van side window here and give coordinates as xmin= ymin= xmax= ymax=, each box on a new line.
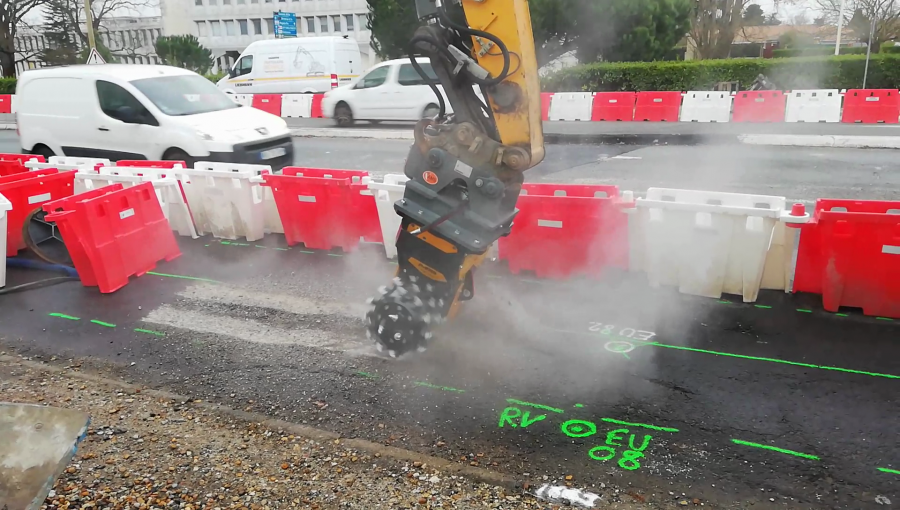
xmin=96 ymin=80 xmax=157 ymax=125
xmin=355 ymin=66 xmax=390 ymax=89
xmin=235 ymin=55 xmax=253 ymax=76
xmin=398 ymin=63 xmax=438 ymax=86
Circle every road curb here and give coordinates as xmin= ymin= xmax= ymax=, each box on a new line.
xmin=738 ymin=134 xmax=900 ymax=149
xmin=0 ymin=354 xmax=523 ymax=492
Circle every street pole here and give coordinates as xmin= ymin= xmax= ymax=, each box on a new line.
xmin=863 ymin=16 xmax=876 ymax=88
xmin=83 ymin=0 xmax=97 ymax=51
xmin=834 ymin=0 xmax=846 ymax=55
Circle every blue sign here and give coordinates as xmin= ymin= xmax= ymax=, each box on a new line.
xmin=274 ymin=12 xmax=297 ymax=37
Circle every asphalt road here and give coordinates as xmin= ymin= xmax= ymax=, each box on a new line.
xmin=0 ymin=131 xmax=897 ymax=508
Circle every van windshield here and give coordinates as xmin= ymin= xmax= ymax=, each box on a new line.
xmin=130 ymin=75 xmax=238 ymax=116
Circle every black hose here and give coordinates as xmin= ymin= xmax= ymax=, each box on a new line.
xmin=436 ymin=3 xmax=510 ymax=86
xmin=0 ymin=277 xmax=79 ymax=296
xmin=409 ymin=35 xmax=456 ymax=119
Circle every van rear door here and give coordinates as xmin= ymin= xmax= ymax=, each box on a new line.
xmin=335 ymin=42 xmax=361 ymax=86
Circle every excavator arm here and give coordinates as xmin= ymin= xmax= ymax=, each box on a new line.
xmin=365 ymin=0 xmax=545 ymax=357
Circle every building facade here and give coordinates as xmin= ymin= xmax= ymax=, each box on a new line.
xmin=159 ymin=0 xmax=378 ymax=73
xmin=14 ymin=16 xmax=163 ymax=75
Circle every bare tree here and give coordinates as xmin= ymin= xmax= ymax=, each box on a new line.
xmin=690 ymin=0 xmax=798 ymax=59
xmin=0 ymin=0 xmax=51 ymax=77
xmin=816 ymin=0 xmax=900 ymax=49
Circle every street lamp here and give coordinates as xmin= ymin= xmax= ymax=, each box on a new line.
xmin=863 ymin=16 xmax=876 ymax=88
xmin=834 ymin=0 xmax=846 ymax=55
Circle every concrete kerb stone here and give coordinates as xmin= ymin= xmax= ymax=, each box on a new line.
xmin=0 ymin=354 xmax=523 ymax=492
xmin=738 ymin=134 xmax=900 ymax=149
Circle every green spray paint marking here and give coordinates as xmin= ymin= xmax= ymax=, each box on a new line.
xmin=717 ymin=300 xmax=731 ymax=304
xmin=835 ymin=313 xmax=849 ymax=317
xmin=648 ymin=342 xmax=900 ymax=380
xmin=797 ymin=309 xmax=813 ymax=313
xmin=506 ymin=399 xmax=564 ymax=414
xmin=414 ymin=381 xmax=465 ymax=393
xmin=298 ymin=250 xmax=315 ymax=254
xmin=49 ymin=313 xmax=80 ymax=321
xmin=731 ymin=439 xmax=819 ymax=461
xmin=135 ymin=328 xmax=165 ymax=337
xmin=90 ymin=320 xmax=116 ymax=328
xmin=876 ymin=317 xmax=894 ymax=321
xmin=878 ymin=467 xmax=900 ymax=475
xmin=355 ymin=371 xmax=379 ymax=379
xmin=255 ymin=245 xmax=267 ymax=249
xmin=600 ymin=418 xmax=679 ymax=433
xmin=147 ymin=272 xmax=223 ymax=284
xmin=575 ymin=404 xmax=584 ymax=408
xmin=755 ymin=305 xmax=773 ymax=309
xmin=274 ymin=247 xmax=289 ymax=251
xmin=327 ymin=253 xmax=344 ymax=257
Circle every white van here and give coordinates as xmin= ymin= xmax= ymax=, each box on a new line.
xmin=218 ymin=36 xmax=362 ymax=94
xmin=321 ymin=57 xmax=483 ymax=126
xmin=16 ymin=64 xmax=294 ymax=168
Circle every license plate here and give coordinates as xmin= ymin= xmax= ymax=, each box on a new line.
xmin=259 ymin=147 xmax=286 ymax=160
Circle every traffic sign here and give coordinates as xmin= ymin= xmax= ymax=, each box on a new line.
xmin=274 ymin=11 xmax=297 ymax=38
xmin=86 ymin=47 xmax=106 ymax=65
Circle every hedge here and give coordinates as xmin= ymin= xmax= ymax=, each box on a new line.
xmin=542 ymin=54 xmax=900 ymax=92
xmin=772 ymin=47 xmax=868 ymax=58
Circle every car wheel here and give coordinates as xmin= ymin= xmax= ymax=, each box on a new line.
xmin=335 ymin=103 xmax=354 ymax=127
xmin=422 ymin=104 xmax=441 ymax=119
xmin=31 ymin=144 xmax=54 ymax=160
xmin=163 ymin=149 xmax=193 ymax=167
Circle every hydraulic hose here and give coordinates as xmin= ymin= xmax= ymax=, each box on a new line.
xmin=436 ymin=3 xmax=511 ymax=86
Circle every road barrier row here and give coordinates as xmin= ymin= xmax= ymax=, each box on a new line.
xmin=0 ymin=156 xmax=897 ymax=319
xmin=2 ymin=89 xmax=898 ymax=124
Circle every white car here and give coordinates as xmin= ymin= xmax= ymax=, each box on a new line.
xmin=321 ymin=58 xmax=453 ymax=126
xmin=16 ymin=64 xmax=293 ymax=169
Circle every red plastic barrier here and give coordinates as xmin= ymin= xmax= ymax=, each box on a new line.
xmin=0 ymin=153 xmax=44 ymax=164
xmin=0 ymin=169 xmax=76 ymax=256
xmin=251 ymin=94 xmax=284 ymax=116
xmin=733 ymin=91 xmax=786 ymax=123
xmin=841 ymin=89 xmax=900 ymax=124
xmin=498 ymin=184 xmax=629 ymax=279
xmin=311 ymin=94 xmax=325 ymax=118
xmin=634 ymin=91 xmax=682 ymax=122
xmin=43 ymin=182 xmax=181 ymax=293
xmin=0 ymin=160 xmax=27 ymax=177
xmin=0 ymin=95 xmax=12 ymax=114
xmin=591 ymin=92 xmax=636 ymax=121
xmin=541 ymin=93 xmax=554 ymax=121
xmin=793 ymin=199 xmax=900 ymax=318
xmin=263 ymin=168 xmax=379 ymax=251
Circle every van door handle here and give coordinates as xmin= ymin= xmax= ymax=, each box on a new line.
xmin=98 ymin=127 xmax=109 ymax=131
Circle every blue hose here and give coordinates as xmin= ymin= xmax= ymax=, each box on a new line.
xmin=7 ymin=257 xmax=78 ymax=277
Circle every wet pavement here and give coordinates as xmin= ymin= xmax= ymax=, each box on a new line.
xmin=1 ymin=236 xmax=897 ymax=510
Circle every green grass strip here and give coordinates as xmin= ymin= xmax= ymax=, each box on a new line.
xmin=414 ymin=381 xmax=465 ymax=393
xmin=878 ymin=467 xmax=900 ymax=475
xmin=649 ymin=342 xmax=900 ymax=380
xmin=48 ymin=313 xmax=79 ymax=321
xmin=135 ymin=328 xmax=165 ymax=337
xmin=147 ymin=272 xmax=222 ymax=284
xmin=731 ymin=439 xmax=819 ymax=460
xmin=601 ymin=418 xmax=679 ymax=433
xmin=90 ymin=320 xmax=115 ymax=328
xmin=506 ymin=398 xmax=563 ymax=414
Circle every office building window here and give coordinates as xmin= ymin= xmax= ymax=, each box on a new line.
xmin=251 ymin=0 xmax=258 ymax=3
xmin=224 ymin=0 xmax=231 ymax=4
xmin=252 ymin=18 xmax=262 ymax=34
xmin=210 ymin=20 xmax=222 ymax=36
xmin=238 ymin=0 xmax=245 ymax=3
xmin=196 ymin=21 xmax=208 ymax=36
xmin=239 ymin=19 xmax=248 ymax=35
xmin=319 ymin=16 xmax=327 ymax=32
xmin=266 ymin=18 xmax=275 ymax=34
xmin=225 ymin=20 xmax=237 ymax=36
xmin=195 ymin=0 xmax=202 ymax=5
xmin=332 ymin=15 xmax=341 ymax=31
xmin=345 ymin=14 xmax=354 ymax=30
xmin=307 ymin=17 xmax=315 ymax=33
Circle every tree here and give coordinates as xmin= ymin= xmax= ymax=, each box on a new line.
xmin=366 ymin=0 xmax=420 ymax=61
xmin=0 ymin=0 xmax=52 ymax=77
xmin=155 ymin=35 xmax=212 ymax=73
xmin=743 ymin=4 xmax=767 ymax=25
xmin=765 ymin=13 xmax=783 ymax=25
xmin=575 ymin=0 xmax=693 ymax=62
xmin=690 ymin=0 xmax=794 ymax=59
xmin=816 ymin=0 xmax=900 ymax=51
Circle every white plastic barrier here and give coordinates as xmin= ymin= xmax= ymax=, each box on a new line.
xmin=0 ymin=193 xmax=10 ymax=288
xmin=179 ymin=163 xmax=266 ymax=241
xmin=548 ymin=93 xmax=594 ymax=121
xmin=368 ymin=174 xmax=409 ymax=259
xmin=9 ymin=95 xmax=16 ymax=114
xmin=680 ymin=91 xmax=733 ymax=122
xmin=282 ymin=94 xmax=314 ymax=118
xmin=48 ymin=156 xmax=112 ymax=169
xmin=785 ymin=89 xmax=842 ymax=123
xmin=191 ymin=162 xmax=283 ymax=235
xmin=89 ymin=166 xmax=198 ymax=239
xmin=631 ymin=188 xmax=807 ymax=303
xmin=231 ymin=94 xmax=254 ymax=107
